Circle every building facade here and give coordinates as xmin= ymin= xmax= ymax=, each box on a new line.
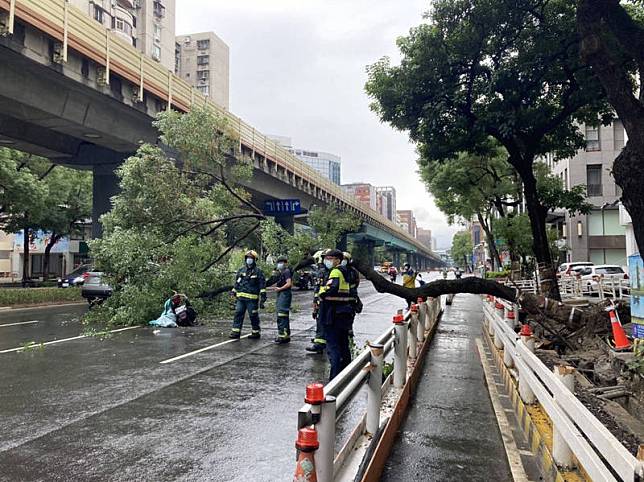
xmin=175 ymin=32 xmax=230 ymax=109
xmin=397 ymin=210 xmax=417 ymax=238
xmin=548 ymin=120 xmax=627 ymax=267
xmin=343 ymin=184 xmax=377 ymax=211
xmin=269 ymin=136 xmax=342 ymax=185
xmin=376 ymin=186 xmax=397 ymax=222
xmin=417 ymin=228 xmax=432 ymax=249
xmin=69 ymin=0 xmax=176 ymax=71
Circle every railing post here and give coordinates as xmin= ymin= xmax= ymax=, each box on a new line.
xmin=316 ymin=396 xmax=336 ymax=482
xmin=366 ymin=343 xmax=384 ymax=435
xmin=416 ymin=304 xmax=425 ymax=343
xmin=552 ymin=366 xmax=575 ymax=468
xmin=417 ymin=298 xmax=427 ymax=337
xmin=518 ymin=326 xmax=536 ymax=404
xmin=393 ymin=314 xmax=408 ymax=389
xmin=408 ymin=306 xmax=419 ymax=360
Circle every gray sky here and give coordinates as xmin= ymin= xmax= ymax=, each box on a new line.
xmin=177 ymin=0 xmax=460 ymax=249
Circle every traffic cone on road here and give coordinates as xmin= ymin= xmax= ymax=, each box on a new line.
xmin=294 ymin=427 xmax=319 ymax=482
xmin=608 ymin=308 xmax=631 ymax=350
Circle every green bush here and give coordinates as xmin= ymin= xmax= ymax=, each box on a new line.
xmin=0 ymin=287 xmax=83 ymax=307
xmin=485 ymin=270 xmax=510 ymax=279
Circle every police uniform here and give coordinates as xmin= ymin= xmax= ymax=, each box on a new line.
xmin=318 ymin=263 xmax=354 ymax=380
xmin=309 ymin=264 xmax=329 ymax=349
xmin=231 ymin=264 xmax=266 ymax=337
xmin=275 ymin=266 xmax=292 ymax=341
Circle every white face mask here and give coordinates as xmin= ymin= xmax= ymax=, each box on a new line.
xmin=323 ymin=260 xmax=334 ymax=270
xmin=246 ymin=258 xmax=254 ymax=266
xmin=340 ymin=260 xmax=348 ymax=267
xmin=277 ymin=262 xmax=285 ymax=270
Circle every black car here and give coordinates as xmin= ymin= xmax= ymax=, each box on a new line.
xmin=57 ymin=264 xmax=91 ymax=288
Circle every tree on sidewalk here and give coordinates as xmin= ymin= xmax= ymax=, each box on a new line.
xmin=450 ymin=231 xmax=473 ymax=270
xmin=366 ymin=0 xmax=611 ymax=299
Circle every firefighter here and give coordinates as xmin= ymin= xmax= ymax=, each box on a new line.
xmin=272 ymin=255 xmax=293 ymax=344
xmin=318 ymin=249 xmax=355 ymax=380
xmin=229 ymin=250 xmax=266 ymax=339
xmin=306 ymin=249 xmax=328 ymax=354
xmin=342 ymin=251 xmax=362 ymax=336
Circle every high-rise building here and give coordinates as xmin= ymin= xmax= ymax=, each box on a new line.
xmin=376 ymin=187 xmax=397 ymax=222
xmin=68 ymin=0 xmax=176 ymax=71
xmin=417 ymin=228 xmax=432 ymax=249
xmin=343 ymin=184 xmax=377 ymax=211
xmin=269 ymin=136 xmax=342 ymax=185
xmin=548 ymin=120 xmax=627 ymax=266
xmin=431 ymin=238 xmax=438 ymax=251
xmin=175 ymin=32 xmax=230 ymax=110
xmin=397 ymin=210 xmax=417 ymax=238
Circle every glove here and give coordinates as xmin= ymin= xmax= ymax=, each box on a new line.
xmin=260 ymin=301 xmax=266 ymax=309
xmin=260 ymin=293 xmax=267 ymax=309
xmin=312 ymin=310 xmax=318 ymax=320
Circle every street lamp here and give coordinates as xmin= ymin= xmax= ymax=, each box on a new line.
xmin=577 ymin=220 xmax=583 ymax=237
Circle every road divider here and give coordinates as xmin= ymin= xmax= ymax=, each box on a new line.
xmin=0 ymin=326 xmax=140 ymax=353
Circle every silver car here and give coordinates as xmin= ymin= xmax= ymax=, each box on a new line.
xmin=81 ymin=271 xmax=112 ymax=305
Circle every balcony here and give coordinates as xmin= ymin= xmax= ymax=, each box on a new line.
xmin=153 ymin=0 xmax=166 ymax=18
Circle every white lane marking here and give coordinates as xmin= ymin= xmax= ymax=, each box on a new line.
xmin=0 ymin=326 xmax=140 ymax=353
xmin=0 ymin=320 xmax=40 ymax=328
xmin=160 ymin=334 xmax=251 ymax=364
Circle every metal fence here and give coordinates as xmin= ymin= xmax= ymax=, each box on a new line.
xmin=484 ymin=297 xmax=643 ymax=481
xmin=295 ymin=297 xmax=442 ymax=482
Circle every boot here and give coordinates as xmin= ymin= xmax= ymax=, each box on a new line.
xmin=305 ymin=343 xmax=325 ymax=353
xmin=274 ymin=336 xmax=291 ymax=344
xmin=248 ymin=331 xmax=261 ymax=339
xmin=229 ymin=331 xmax=240 ymax=339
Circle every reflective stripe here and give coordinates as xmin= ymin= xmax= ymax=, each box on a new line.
xmin=260 ymin=289 xmax=267 ymax=293
xmin=278 ymin=312 xmax=289 ymax=317
xmin=252 ymin=330 xmax=260 ymax=334
xmin=237 ymin=292 xmax=259 ymax=299
xmin=313 ymin=338 xmax=326 ymax=344
xmin=251 ymin=310 xmax=259 ymax=314
xmin=324 ymin=296 xmax=355 ymax=302
xmin=231 ymin=328 xmax=241 ymax=333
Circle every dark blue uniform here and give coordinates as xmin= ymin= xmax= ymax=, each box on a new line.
xmin=231 ymin=265 xmax=266 ymax=336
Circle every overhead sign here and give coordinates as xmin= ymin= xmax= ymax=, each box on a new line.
xmin=264 ymin=199 xmax=302 ymax=215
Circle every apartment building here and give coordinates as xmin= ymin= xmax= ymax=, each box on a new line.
xmin=69 ymin=0 xmax=176 ymax=71
xmin=269 ymin=136 xmax=341 ymax=185
xmin=547 ymin=120 xmax=627 ymax=266
xmin=397 ymin=210 xmax=417 ymax=238
xmin=376 ymin=187 xmax=397 ymax=222
xmin=417 ymin=228 xmax=433 ymax=249
xmin=176 ymin=31 xmax=230 ymax=110
xmin=343 ymin=184 xmax=377 ymax=211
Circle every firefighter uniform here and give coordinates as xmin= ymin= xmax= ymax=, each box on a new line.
xmin=275 ymin=262 xmax=293 ymax=343
xmin=319 ymin=261 xmax=355 ymax=380
xmin=230 ymin=255 xmax=266 ymax=339
xmin=307 ymin=251 xmax=329 ymax=353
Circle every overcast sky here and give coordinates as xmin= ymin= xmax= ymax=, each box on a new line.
xmin=177 ymin=0 xmax=460 ymax=249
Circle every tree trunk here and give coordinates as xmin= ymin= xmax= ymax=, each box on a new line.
xmin=43 ymin=234 xmax=61 ymax=282
xmin=521 ymin=171 xmax=561 ymax=300
xmin=22 ymin=227 xmax=30 ymax=287
xmin=477 ymin=212 xmax=502 ymax=270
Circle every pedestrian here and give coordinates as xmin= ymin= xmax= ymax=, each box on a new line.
xmin=272 ymin=255 xmax=293 ymax=344
xmin=229 ymin=250 xmax=266 ymax=339
xmin=306 ymin=249 xmax=328 ymax=354
xmin=402 ymin=262 xmax=418 ymax=308
xmin=318 ymin=249 xmax=355 ymax=380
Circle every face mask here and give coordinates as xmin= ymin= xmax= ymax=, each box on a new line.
xmin=277 ymin=262 xmax=285 ymax=270
xmin=246 ymin=258 xmax=254 ymax=266
xmin=323 ymin=260 xmax=334 ymax=270
xmin=340 ymin=260 xmax=348 ymax=267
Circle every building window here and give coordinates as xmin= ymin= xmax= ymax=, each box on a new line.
xmin=198 ymin=70 xmax=210 ymax=81
xmin=114 ymin=18 xmax=132 ymax=36
xmin=154 ymin=24 xmax=162 ymax=42
xmin=586 ymin=164 xmax=602 ymax=196
xmin=585 ymin=124 xmax=600 ymax=151
xmin=613 ymin=120 xmax=625 ymax=150
xmin=197 ymin=39 xmax=210 ymax=50
xmin=197 ymin=55 xmax=209 ymax=66
xmin=93 ymin=6 xmax=104 ymax=24
xmin=152 ymin=45 xmax=161 ymax=61
xmin=588 ymin=209 xmax=625 ymax=236
xmin=197 ymin=85 xmax=209 ymax=96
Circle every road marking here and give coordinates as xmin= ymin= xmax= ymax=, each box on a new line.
xmin=0 ymin=320 xmax=40 ymax=328
xmin=476 ymin=338 xmax=530 ymax=482
xmin=160 ymin=334 xmax=252 ymax=364
xmin=0 ymin=326 xmax=140 ymax=353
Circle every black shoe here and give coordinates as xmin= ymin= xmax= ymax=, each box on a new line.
xmin=248 ymin=332 xmax=261 ymax=339
xmin=274 ymin=337 xmax=291 ymax=344
xmin=229 ymin=331 xmax=240 ymax=339
xmin=305 ymin=343 xmax=325 ymax=353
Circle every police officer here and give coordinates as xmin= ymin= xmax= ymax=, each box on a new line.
xmin=306 ymin=249 xmax=328 ymax=354
xmin=230 ymin=250 xmax=266 ymax=339
xmin=342 ymin=251 xmax=361 ymax=335
xmin=318 ymin=249 xmax=355 ymax=380
xmin=272 ymin=255 xmax=293 ymax=344
xmin=402 ymin=262 xmax=418 ymax=308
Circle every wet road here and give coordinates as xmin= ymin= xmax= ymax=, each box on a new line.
xmin=382 ymin=294 xmax=512 ymax=482
xmin=0 ymin=281 xmax=413 ymax=481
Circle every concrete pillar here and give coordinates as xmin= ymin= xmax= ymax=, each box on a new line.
xmin=92 ymin=164 xmax=121 ymax=239
xmin=276 ymin=215 xmax=295 ymax=235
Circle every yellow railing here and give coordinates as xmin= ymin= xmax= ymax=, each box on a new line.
xmin=1 ymin=0 xmax=435 ymax=256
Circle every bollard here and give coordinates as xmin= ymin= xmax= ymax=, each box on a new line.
xmin=393 ymin=314 xmax=408 ymax=388
xmin=493 ymin=319 xmax=504 ymax=350
xmin=417 ymin=298 xmax=428 ymax=336
xmin=416 ymin=306 xmax=425 ymax=343
xmin=294 ymin=427 xmax=319 ymax=482
xmin=366 ymin=343 xmax=384 ymax=435
xmin=408 ymin=305 xmax=419 ymax=359
xmin=518 ymin=331 xmax=536 ymax=405
xmin=495 ymin=300 xmax=505 ymax=319
xmin=315 ymin=396 xmax=336 ymax=482
xmin=520 ymin=324 xmax=535 ymax=353
xmin=425 ymin=298 xmax=434 ymax=331
xmin=504 ymin=307 xmax=515 ymax=329
xmin=552 ymin=366 xmax=575 ymax=468
xmin=503 ymin=338 xmax=514 ymax=368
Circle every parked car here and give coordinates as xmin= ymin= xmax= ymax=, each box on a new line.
xmin=557 ymin=262 xmax=594 ymax=278
xmin=81 ymin=271 xmax=112 ymax=305
xmin=57 ymin=264 xmax=92 ymax=288
xmin=571 ymin=264 xmax=629 ymax=292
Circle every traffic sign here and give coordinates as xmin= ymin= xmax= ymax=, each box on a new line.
xmin=264 ymin=199 xmax=302 ymax=215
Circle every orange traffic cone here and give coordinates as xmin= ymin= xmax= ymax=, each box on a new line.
xmin=609 ymin=308 xmax=631 ymax=350
xmin=294 ymin=427 xmax=319 ymax=482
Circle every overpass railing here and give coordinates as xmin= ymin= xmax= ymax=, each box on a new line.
xmin=0 ymin=0 xmax=436 ymax=259
xmin=295 ymin=297 xmax=442 ymax=481
xmin=483 ymin=297 xmax=643 ymax=482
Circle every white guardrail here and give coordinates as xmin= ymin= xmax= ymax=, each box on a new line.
xmin=294 ymin=296 xmax=443 ymax=482
xmin=483 ymin=297 xmax=643 ymax=482
xmin=559 ymin=276 xmax=631 ymax=301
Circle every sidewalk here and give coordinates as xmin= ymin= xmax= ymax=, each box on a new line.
xmin=381 ymin=294 xmax=512 ymax=481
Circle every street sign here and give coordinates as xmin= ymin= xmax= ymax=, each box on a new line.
xmin=264 ymin=199 xmax=302 ymax=215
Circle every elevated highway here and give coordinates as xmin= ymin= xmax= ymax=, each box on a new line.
xmin=0 ymin=0 xmax=439 ymax=266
